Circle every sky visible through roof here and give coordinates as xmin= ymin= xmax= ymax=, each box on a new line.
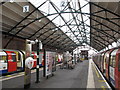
xmin=29 ymin=0 xmax=90 ymax=45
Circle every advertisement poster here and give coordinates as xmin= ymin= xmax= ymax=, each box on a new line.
xmin=39 ymin=52 xmax=44 ymax=66
xmin=45 ymin=51 xmax=56 ymax=76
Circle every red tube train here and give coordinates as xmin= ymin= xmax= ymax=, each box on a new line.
xmin=92 ymin=47 xmax=120 ymax=89
xmin=0 ymin=49 xmax=63 ymax=75
xmin=0 ymin=49 xmax=44 ymax=75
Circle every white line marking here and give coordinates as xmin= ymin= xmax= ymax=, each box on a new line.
xmin=87 ymin=59 xmax=95 ymax=88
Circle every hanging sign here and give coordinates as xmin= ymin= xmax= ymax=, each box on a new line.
xmin=23 ymin=5 xmax=29 ymax=12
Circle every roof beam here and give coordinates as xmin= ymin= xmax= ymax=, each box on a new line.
xmin=68 ymin=2 xmax=84 ymax=42
xmin=87 ymin=24 xmax=117 ymax=42
xmin=90 ymin=17 xmax=120 ymax=35
xmin=78 ymin=0 xmax=87 ymax=42
xmin=89 ymin=2 xmax=120 ymax=18
xmin=50 ymin=1 xmax=82 ymax=45
xmin=8 ymin=0 xmax=48 ymax=33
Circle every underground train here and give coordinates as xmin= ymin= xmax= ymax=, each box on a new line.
xmin=0 ymin=49 xmax=63 ymax=75
xmin=0 ymin=49 xmax=44 ymax=75
xmin=92 ymin=47 xmax=120 ymax=89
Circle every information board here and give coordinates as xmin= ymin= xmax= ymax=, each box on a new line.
xmin=45 ymin=51 xmax=56 ymax=76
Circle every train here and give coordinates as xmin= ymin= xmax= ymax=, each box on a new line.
xmin=92 ymin=47 xmax=120 ymax=89
xmin=0 ymin=49 xmax=44 ymax=75
xmin=0 ymin=49 xmax=63 ymax=75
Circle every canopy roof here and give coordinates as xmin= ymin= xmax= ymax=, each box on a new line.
xmin=90 ymin=1 xmax=120 ymax=51
xmin=1 ymin=0 xmax=120 ymax=51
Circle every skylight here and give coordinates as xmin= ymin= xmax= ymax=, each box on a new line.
xmin=29 ymin=0 xmax=90 ymax=46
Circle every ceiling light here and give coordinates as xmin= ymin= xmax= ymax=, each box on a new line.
xmin=39 ymin=20 xmax=41 ymax=22
xmin=10 ymin=0 xmax=14 ymax=3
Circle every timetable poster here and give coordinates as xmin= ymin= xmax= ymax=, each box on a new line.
xmin=45 ymin=51 xmax=53 ymax=76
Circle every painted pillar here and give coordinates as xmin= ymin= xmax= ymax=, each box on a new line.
xmin=24 ymin=39 xmax=32 ymax=89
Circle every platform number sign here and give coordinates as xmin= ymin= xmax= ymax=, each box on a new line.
xmin=60 ymin=1 xmax=67 ymax=7
xmin=23 ymin=5 xmax=29 ymax=12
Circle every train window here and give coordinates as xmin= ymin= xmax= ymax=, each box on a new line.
xmin=112 ymin=55 xmax=116 ymax=68
xmin=0 ymin=56 xmax=7 ymax=63
xmin=11 ymin=53 xmax=16 ymax=62
xmin=110 ymin=55 xmax=116 ymax=68
xmin=110 ymin=56 xmax=113 ymax=66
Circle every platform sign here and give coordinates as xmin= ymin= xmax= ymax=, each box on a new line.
xmin=45 ymin=51 xmax=55 ymax=76
xmin=23 ymin=5 xmax=29 ymax=12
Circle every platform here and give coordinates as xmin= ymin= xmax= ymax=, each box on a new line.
xmin=1 ymin=60 xmax=111 ymax=89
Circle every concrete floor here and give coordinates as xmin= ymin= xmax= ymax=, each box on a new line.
xmin=2 ymin=60 xmax=110 ymax=89
xmin=2 ymin=61 xmax=89 ymax=88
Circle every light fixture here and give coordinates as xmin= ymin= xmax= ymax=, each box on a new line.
xmin=38 ymin=20 xmax=41 ymax=22
xmin=55 ymin=28 xmax=58 ymax=30
xmin=10 ymin=0 xmax=14 ymax=3
xmin=35 ymin=39 xmax=38 ymax=43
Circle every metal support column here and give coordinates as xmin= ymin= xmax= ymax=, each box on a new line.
xmin=43 ymin=48 xmax=46 ymax=77
xmin=36 ymin=40 xmax=40 ymax=83
xmin=35 ymin=40 xmax=42 ymax=83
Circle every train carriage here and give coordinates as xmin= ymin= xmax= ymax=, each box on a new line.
xmin=109 ymin=48 xmax=120 ymax=88
xmin=0 ymin=49 xmax=43 ymax=75
xmin=93 ymin=47 xmax=120 ymax=89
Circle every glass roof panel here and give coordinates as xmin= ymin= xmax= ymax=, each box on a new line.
xmin=29 ymin=0 xmax=90 ymax=46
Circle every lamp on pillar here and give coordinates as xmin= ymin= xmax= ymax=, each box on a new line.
xmin=35 ymin=39 xmax=42 ymax=83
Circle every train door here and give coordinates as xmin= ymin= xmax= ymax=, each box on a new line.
xmin=6 ymin=51 xmax=17 ymax=72
xmin=106 ymin=49 xmax=113 ymax=80
xmin=103 ymin=51 xmax=108 ymax=75
xmin=98 ymin=54 xmax=101 ymax=69
xmin=100 ymin=54 xmax=102 ymax=70
xmin=14 ymin=51 xmax=22 ymax=71
xmin=18 ymin=51 xmax=24 ymax=70
xmin=109 ymin=49 xmax=118 ymax=87
xmin=115 ymin=49 xmax=120 ymax=89
xmin=20 ymin=50 xmax=25 ymax=70
xmin=101 ymin=53 xmax=104 ymax=72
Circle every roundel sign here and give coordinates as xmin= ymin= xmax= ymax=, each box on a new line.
xmin=25 ymin=57 xmax=34 ymax=69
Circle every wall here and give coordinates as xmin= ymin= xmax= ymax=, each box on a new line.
xmin=2 ymin=34 xmax=26 ymax=50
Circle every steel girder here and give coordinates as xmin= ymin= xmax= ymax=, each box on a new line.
xmin=50 ymin=1 xmax=83 ymax=45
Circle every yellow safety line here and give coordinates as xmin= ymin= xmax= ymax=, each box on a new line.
xmin=6 ymin=75 xmax=12 ymax=77
xmin=101 ymin=86 xmax=106 ymax=90
xmin=92 ymin=63 xmax=100 ymax=78
xmin=98 ymin=80 xmax=106 ymax=82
